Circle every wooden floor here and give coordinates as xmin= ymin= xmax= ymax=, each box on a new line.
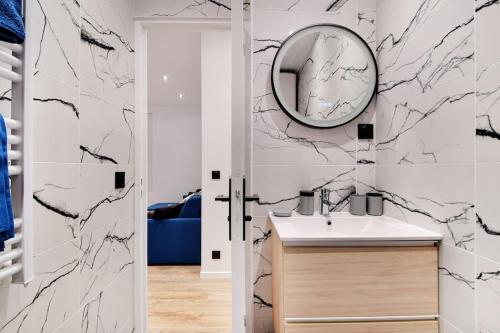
xmin=148 ymin=266 xmax=232 ymax=333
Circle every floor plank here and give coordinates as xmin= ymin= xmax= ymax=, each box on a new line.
xmin=148 ymin=266 xmax=231 ymax=333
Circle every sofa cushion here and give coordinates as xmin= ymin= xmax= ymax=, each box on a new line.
xmin=150 ymin=203 xmax=184 ymax=220
xmin=178 ymin=195 xmax=201 ymax=218
xmin=148 ymin=202 xmax=177 ymax=211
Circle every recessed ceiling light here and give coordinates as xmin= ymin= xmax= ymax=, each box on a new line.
xmin=178 ymin=93 xmax=184 ymax=99
xmin=162 ymin=75 xmax=169 ymax=82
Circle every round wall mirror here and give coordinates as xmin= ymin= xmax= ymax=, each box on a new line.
xmin=271 ymin=24 xmax=378 ymax=129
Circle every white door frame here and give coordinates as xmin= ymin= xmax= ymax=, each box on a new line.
xmin=134 ymin=18 xmax=242 ymax=333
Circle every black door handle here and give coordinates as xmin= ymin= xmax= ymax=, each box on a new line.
xmin=245 ymin=195 xmax=260 ymax=202
xmin=215 ymin=178 xmax=260 ymax=241
xmin=214 ymin=178 xmax=232 ymax=240
xmin=215 ymin=196 xmax=230 ymax=202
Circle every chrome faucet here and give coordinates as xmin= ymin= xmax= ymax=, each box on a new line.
xmin=320 ymin=188 xmax=333 ymax=225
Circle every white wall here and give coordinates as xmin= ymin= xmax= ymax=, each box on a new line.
xmin=148 ymin=106 xmax=202 ymax=204
xmin=201 ymin=30 xmax=232 ymax=277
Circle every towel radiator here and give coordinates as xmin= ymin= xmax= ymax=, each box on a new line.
xmin=0 ymin=0 xmax=34 ymax=285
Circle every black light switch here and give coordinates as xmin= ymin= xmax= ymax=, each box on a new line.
xmin=358 ymin=124 xmax=374 ymax=140
xmin=212 ymin=170 xmax=221 ymax=180
xmin=212 ymin=251 xmax=221 ymax=260
xmin=115 ymin=172 xmax=125 ymax=189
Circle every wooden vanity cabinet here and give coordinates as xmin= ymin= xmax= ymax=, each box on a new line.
xmin=284 ymin=321 xmax=439 ymax=333
xmin=272 ymin=227 xmax=439 ymax=333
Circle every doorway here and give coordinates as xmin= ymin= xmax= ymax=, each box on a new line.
xmin=134 ymin=12 xmax=255 ymax=331
xmin=144 ymin=26 xmax=232 ymax=332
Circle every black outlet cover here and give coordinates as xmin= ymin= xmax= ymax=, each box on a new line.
xmin=212 ymin=251 xmax=221 ymax=260
xmin=358 ymin=124 xmax=374 ymax=140
xmin=212 ymin=171 xmax=221 ymax=180
xmin=115 ymin=172 xmax=125 ymax=189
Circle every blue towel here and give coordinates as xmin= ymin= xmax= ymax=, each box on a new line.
xmin=0 ymin=0 xmax=25 ymax=44
xmin=0 ymin=115 xmax=14 ymax=251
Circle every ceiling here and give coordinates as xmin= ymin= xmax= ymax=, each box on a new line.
xmin=148 ymin=30 xmax=201 ymax=108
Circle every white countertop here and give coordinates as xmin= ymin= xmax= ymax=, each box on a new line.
xmin=270 ymin=212 xmax=443 ymax=246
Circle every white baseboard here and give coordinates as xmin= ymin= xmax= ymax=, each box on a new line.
xmin=199 ymin=271 xmax=232 ymax=279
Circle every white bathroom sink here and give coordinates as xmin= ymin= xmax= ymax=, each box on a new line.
xmin=269 ymin=212 xmax=443 ymax=245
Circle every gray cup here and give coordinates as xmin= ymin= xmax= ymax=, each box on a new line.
xmin=367 ymin=193 xmax=383 ymax=216
xmin=349 ymin=194 xmax=366 ymax=216
xmin=297 ymin=191 xmax=314 ymax=215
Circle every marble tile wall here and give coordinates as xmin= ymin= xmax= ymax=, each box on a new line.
xmin=0 ymin=0 xmax=135 ymax=332
xmin=376 ymin=0 xmax=500 ymax=332
xmin=134 ymin=1 xmax=377 ymax=332
xmin=251 ymin=1 xmax=377 ymax=331
xmin=134 ymin=1 xmax=500 ymax=332
xmin=134 ymin=0 xmax=234 ymax=18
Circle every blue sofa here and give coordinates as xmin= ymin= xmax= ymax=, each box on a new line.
xmin=147 ymin=195 xmax=201 ymax=265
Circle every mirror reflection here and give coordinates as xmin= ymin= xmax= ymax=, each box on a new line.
xmin=272 ymin=25 xmax=377 ymax=128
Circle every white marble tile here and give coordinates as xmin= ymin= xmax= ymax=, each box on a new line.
xmin=79 ymin=217 xmax=134 ymax=306
xmin=476 ymin=163 xmax=500 ymax=263
xmin=253 ymin=216 xmax=272 ymax=271
xmin=357 ymin=0 xmax=376 ymax=51
xmin=53 ymin=312 xmax=80 ymax=333
xmin=476 ymin=256 xmax=500 ymax=333
xmin=117 ymin=317 xmax=135 ymax=333
xmin=253 ymin=0 xmax=356 ymax=13
xmin=476 ymin=62 xmax=500 ymax=163
xmin=476 ymin=0 xmax=500 ymax=164
xmin=113 ymin=166 xmax=135 ymax=223
xmin=79 ymin=164 xmax=134 ymax=235
xmin=33 ymin=0 xmax=80 ymax=87
xmin=356 ymin=140 xmax=375 ymax=165
xmin=33 ymin=73 xmax=80 ymax=163
xmin=440 ymin=318 xmax=464 ymax=333
xmin=355 ymin=164 xmax=375 ymax=195
xmin=377 ymin=0 xmax=473 ymax=82
xmin=79 ymin=164 xmax=115 ymax=232
xmin=376 ymin=164 xmax=475 ymax=251
xmin=81 ymin=0 xmax=135 ymax=51
xmin=79 ymin=0 xmax=135 ymax=167
xmin=475 ymin=0 xmax=500 ymax=69
xmin=376 ymin=0 xmax=475 ymax=165
xmin=33 ymin=163 xmax=80 ymax=255
xmin=0 ymin=0 xmax=135 ymax=331
xmin=439 ymin=243 xmax=475 ymax=333
xmin=0 ymin=241 xmax=80 ymax=333
xmin=253 ymin=165 xmax=357 ymax=217
xmin=376 ymin=76 xmax=474 ymax=165
xmin=253 ymin=266 xmax=272 ymax=319
xmin=134 ymin=0 xmax=233 ymax=18
xmin=252 ymin=215 xmax=272 ymax=321
xmin=80 ymin=0 xmax=135 ymax=110
xmin=79 ymin=92 xmax=134 ymax=166
xmin=253 ymin=96 xmax=359 ymax=165
xmin=356 ymin=102 xmax=377 ymax=165
xmin=253 ymin=315 xmax=274 ymax=333
xmin=81 ymin=266 xmax=134 ymax=333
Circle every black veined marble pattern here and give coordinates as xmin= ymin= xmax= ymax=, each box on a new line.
xmin=0 ymin=0 xmax=136 ymax=332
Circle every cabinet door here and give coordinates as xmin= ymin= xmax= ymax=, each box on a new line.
xmin=283 ymin=246 xmax=438 ymax=318
xmin=285 ymin=321 xmax=438 ymax=333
